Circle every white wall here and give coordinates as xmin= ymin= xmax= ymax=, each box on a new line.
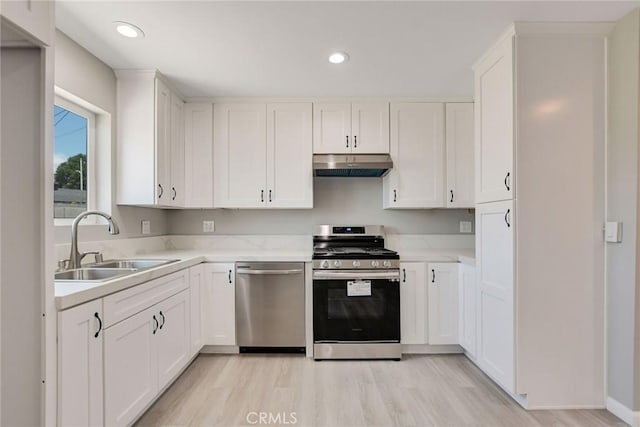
xmin=54 ymin=30 xmax=167 ymax=244
xmin=607 ymin=8 xmax=640 ymax=412
xmin=168 ymin=178 xmax=474 ymax=235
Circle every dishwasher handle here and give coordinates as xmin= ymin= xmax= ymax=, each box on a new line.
xmin=236 ymin=268 xmax=303 ymax=275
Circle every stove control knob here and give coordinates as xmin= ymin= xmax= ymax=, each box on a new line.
xmin=320 ymin=260 xmax=329 ymax=269
xmin=333 ymin=260 xmax=342 ymax=268
xmin=383 ymin=260 xmax=392 ymax=268
xmin=371 ymin=260 xmax=380 ymax=268
xmin=352 ymin=260 xmax=361 ymax=268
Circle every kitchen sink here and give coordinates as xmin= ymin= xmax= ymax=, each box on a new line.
xmin=90 ymin=259 xmax=179 ymax=270
xmin=55 ymin=268 xmax=138 ymax=282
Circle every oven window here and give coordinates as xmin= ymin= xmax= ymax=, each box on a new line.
xmin=327 ymin=289 xmax=386 ymax=320
xmin=314 ymin=279 xmax=400 ymax=342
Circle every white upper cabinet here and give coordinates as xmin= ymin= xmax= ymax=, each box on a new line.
xmin=57 ymin=300 xmax=103 ymax=427
xmin=313 ymin=102 xmax=389 ymax=154
xmin=214 ymin=103 xmax=313 ymax=209
xmin=214 ymin=103 xmax=267 ymax=208
xmin=445 ymin=103 xmax=475 ymax=208
xmin=400 ymin=262 xmax=427 ymax=345
xmin=116 ymin=71 xmax=185 ymax=207
xmin=474 ymin=35 xmax=514 ymax=203
xmin=184 ymin=103 xmax=214 ymax=208
xmin=351 ymin=103 xmax=390 ymax=153
xmin=267 ymin=103 xmax=313 ymax=208
xmin=383 ymin=102 xmax=445 ymax=208
xmin=427 ymin=263 xmax=459 ymax=345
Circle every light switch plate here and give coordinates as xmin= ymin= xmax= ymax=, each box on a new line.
xmin=460 ymin=221 xmax=472 ymax=233
xmin=605 ymin=221 xmax=622 ymax=243
xmin=141 ymin=220 xmax=151 ymax=235
xmin=203 ymin=220 xmax=215 ymax=233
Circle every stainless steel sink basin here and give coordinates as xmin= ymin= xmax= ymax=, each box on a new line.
xmin=55 ymin=268 xmax=137 ymax=282
xmin=90 ymin=259 xmax=178 ymax=270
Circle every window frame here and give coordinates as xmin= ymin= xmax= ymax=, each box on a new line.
xmin=54 ymin=95 xmax=97 ymax=225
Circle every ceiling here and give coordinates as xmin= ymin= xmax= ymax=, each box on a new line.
xmin=56 ymin=1 xmax=640 ymax=98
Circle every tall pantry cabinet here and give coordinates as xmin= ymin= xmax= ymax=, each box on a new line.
xmin=473 ymin=23 xmax=609 ymax=408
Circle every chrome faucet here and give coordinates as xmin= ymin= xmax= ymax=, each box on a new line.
xmin=68 ymin=210 xmax=120 ymax=269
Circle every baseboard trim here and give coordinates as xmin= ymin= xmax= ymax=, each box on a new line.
xmin=200 ymin=345 xmax=240 ymax=354
xmin=402 ymin=344 xmax=464 ymax=354
xmin=607 ymin=397 xmax=640 ymax=426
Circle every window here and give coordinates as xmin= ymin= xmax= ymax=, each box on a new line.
xmin=53 ymin=97 xmax=95 ymax=220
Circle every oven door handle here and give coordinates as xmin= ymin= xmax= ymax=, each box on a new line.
xmin=313 ymin=271 xmax=400 ymax=280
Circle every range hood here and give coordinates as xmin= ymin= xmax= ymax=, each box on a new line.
xmin=313 ymin=154 xmax=393 ymax=177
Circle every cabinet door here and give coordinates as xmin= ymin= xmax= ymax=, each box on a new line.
xmin=213 ymin=104 xmax=267 ymax=207
xmin=476 ymin=200 xmax=514 ymax=392
xmin=189 ymin=264 xmax=204 ymax=355
xmin=446 ymin=103 xmax=475 ymax=208
xmin=312 ymin=103 xmax=351 ymax=153
xmin=266 ymin=103 xmax=313 ymax=208
xmin=475 ymin=35 xmax=514 ymax=203
xmin=155 ymin=78 xmax=171 ymax=204
xmin=201 ymin=263 xmax=236 ymax=345
xmin=156 ymin=290 xmax=190 ymax=390
xmin=459 ymin=263 xmax=477 ymax=357
xmin=427 ymin=263 xmax=459 ymax=345
xmin=184 ymin=103 xmax=214 ymax=208
xmin=351 ymin=102 xmax=389 ymax=154
xmin=169 ymin=92 xmax=185 ymax=207
xmin=104 ymin=307 xmax=158 ymax=427
xmin=384 ymin=103 xmax=445 ymax=208
xmin=400 ymin=262 xmax=427 ymax=345
xmin=57 ymin=300 xmax=103 ymax=427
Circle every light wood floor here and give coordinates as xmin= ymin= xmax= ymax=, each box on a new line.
xmin=135 ymin=354 xmax=626 ymax=427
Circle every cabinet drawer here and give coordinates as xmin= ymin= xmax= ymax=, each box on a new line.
xmin=103 ymin=270 xmax=188 ymax=328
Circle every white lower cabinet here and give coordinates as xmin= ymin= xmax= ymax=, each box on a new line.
xmin=189 ymin=264 xmax=205 ymax=355
xmin=400 ymin=262 xmax=427 ymax=344
xmin=458 ymin=263 xmax=477 ymax=357
xmin=57 ymin=299 xmax=104 ymax=427
xmin=104 ymin=304 xmax=159 ymax=427
xmin=427 ymin=263 xmax=459 ymax=345
xmin=476 ymin=200 xmax=515 ymax=393
xmin=104 ymin=289 xmax=190 ymax=426
xmin=201 ymin=263 xmax=236 ymax=345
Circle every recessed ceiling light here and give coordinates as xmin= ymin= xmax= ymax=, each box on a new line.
xmin=113 ymin=21 xmax=145 ymax=39
xmin=329 ymin=52 xmax=349 ymax=64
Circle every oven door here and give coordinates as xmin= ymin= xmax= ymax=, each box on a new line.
xmin=313 ymin=270 xmax=400 ymax=342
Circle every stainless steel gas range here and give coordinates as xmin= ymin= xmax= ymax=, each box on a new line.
xmin=312 ymin=225 xmax=401 ymax=360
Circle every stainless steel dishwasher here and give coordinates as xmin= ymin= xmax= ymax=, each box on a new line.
xmin=235 ymin=262 xmax=305 ymax=353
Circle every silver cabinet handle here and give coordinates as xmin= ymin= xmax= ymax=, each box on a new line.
xmin=237 ymin=269 xmax=303 ymax=275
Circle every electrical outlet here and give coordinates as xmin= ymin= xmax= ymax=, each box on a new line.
xmin=460 ymin=221 xmax=472 ymax=233
xmin=203 ymin=220 xmax=215 ymax=233
xmin=141 ymin=220 xmax=151 ymax=235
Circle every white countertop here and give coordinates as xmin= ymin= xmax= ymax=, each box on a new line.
xmin=55 ymin=247 xmax=474 ymax=310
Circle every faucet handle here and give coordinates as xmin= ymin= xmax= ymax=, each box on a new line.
xmin=79 ymin=251 xmax=103 ymax=266
xmin=57 ymin=259 xmax=70 ymax=272
xmin=94 ymin=253 xmax=104 ymax=263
